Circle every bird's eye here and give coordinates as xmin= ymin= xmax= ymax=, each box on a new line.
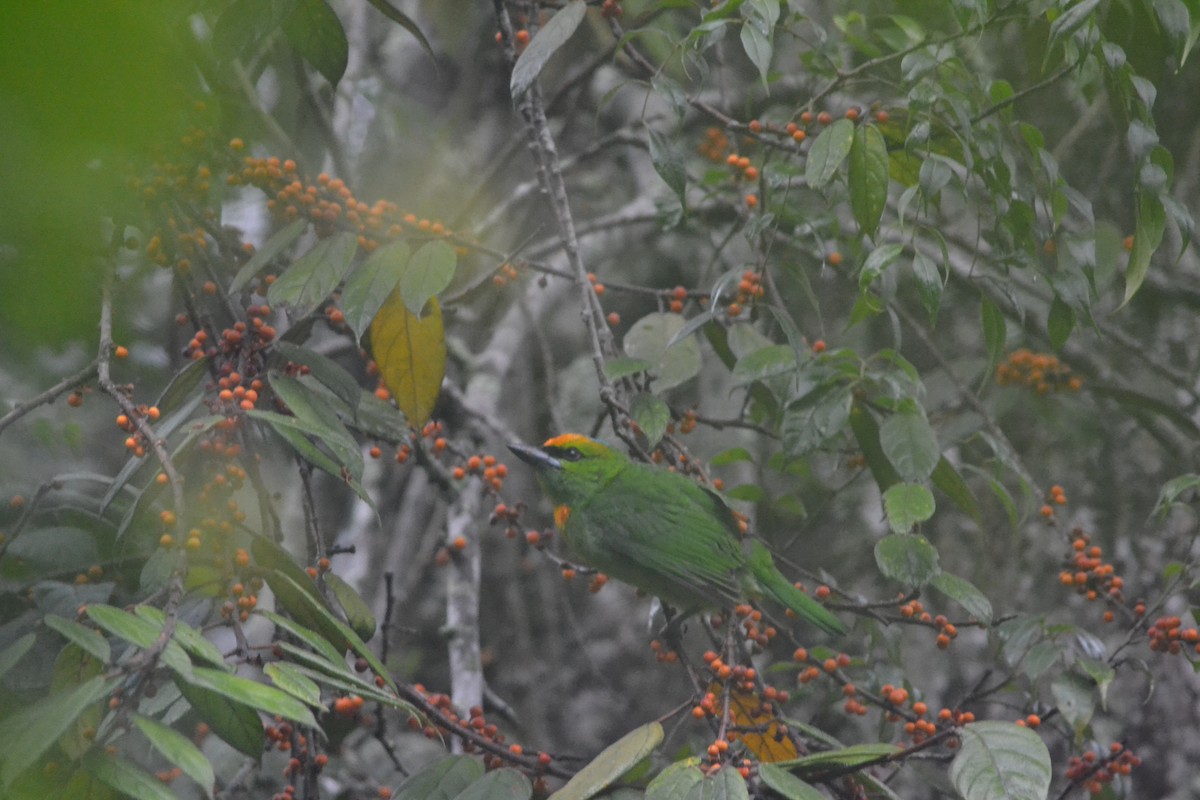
xmin=562 ymin=447 xmax=582 ymax=462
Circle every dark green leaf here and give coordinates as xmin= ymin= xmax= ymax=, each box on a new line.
xmin=604 ymin=357 xmax=652 ymax=379
xmin=0 ymin=632 xmax=35 ymax=681
xmin=551 ymin=722 xmax=663 ymax=800
xmin=454 ymin=768 xmax=533 ymax=800
xmin=134 ymin=607 xmax=228 ymax=669
xmin=711 ymin=447 xmax=754 ymax=466
xmin=1047 ymin=0 xmax=1102 ymax=51
xmin=1046 ymin=296 xmax=1075 ymax=351
xmin=82 ymin=751 xmax=176 ymax=800
xmin=948 ymin=721 xmax=1051 ymax=800
xmin=44 ymin=615 xmax=111 ymax=664
xmin=132 ymin=714 xmax=215 ymax=799
xmin=85 ymin=605 xmax=192 ymax=676
xmin=174 ymin=675 xmax=263 ymax=758
xmin=740 ymin=20 xmax=772 ymax=88
xmin=343 ymin=240 xmax=410 ymax=341
xmin=930 ymin=457 xmax=981 ymax=523
xmin=510 ymin=0 xmax=587 ymax=100
xmin=326 ymin=572 xmax=377 ymax=642
xmin=272 ymin=341 xmax=363 ymax=410
xmin=0 ymin=675 xmax=120 ymax=789
xmin=182 ymin=666 xmax=318 ymax=728
xmin=650 ymin=128 xmax=688 ymax=205
xmin=395 ymin=755 xmax=485 ymax=800
xmin=849 ymin=124 xmax=889 ymax=237
xmin=879 ymin=409 xmax=939 ymax=480
xmin=264 ymin=662 xmax=323 ymax=708
xmin=848 ymin=402 xmax=901 ymax=491
xmin=874 ymin=533 xmax=941 ymax=586
xmin=363 ymin=0 xmax=435 ymax=60
xmin=910 ymin=251 xmax=943 ymax=323
xmin=1121 ymin=190 xmax=1165 ymax=307
xmin=266 ymin=375 xmax=362 ymax=479
xmin=806 ymin=119 xmax=855 ymax=189
xmin=645 ymin=761 xmax=704 ymax=799
xmin=980 ymin=294 xmax=1006 ymax=370
xmin=624 ymin=312 xmax=702 ymax=391
xmin=732 ymin=344 xmax=797 ymax=386
xmin=400 ymin=240 xmax=457 ymax=317
xmin=1051 ymin=672 xmax=1095 ymax=733
xmin=230 ymin=219 xmax=308 ymax=294
xmin=267 ymin=231 xmax=358 ymax=318
xmin=756 ymin=764 xmax=826 ymax=800
xmin=859 ymin=243 xmax=904 ymax=291
xmin=631 ymin=393 xmax=671 ymax=448
xmin=283 ymin=0 xmax=349 ymax=87
xmin=782 ymin=385 xmax=853 ymax=457
xmin=787 ymin=743 xmax=901 ymax=770
xmin=882 ymin=483 xmax=935 ymax=533
xmin=930 ymin=572 xmax=993 ymax=624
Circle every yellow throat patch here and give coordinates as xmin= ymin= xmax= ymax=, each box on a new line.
xmin=554 ymin=504 xmax=572 ymax=529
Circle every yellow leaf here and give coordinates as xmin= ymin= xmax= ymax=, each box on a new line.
xmin=368 ymin=289 xmax=445 ymax=425
xmin=711 ymin=680 xmax=799 ymax=763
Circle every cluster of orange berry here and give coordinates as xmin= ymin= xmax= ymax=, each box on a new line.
xmin=1038 ymin=483 xmax=1068 ymax=518
xmin=896 ymin=596 xmax=959 ymax=648
xmin=1058 ymin=529 xmax=1124 ymax=621
xmin=1147 ymin=615 xmax=1200 ymax=655
xmin=995 ymin=349 xmax=1082 ymax=394
xmin=1065 ymin=743 xmax=1140 ymax=795
xmin=116 ymin=404 xmax=162 ymax=458
xmin=727 ymin=269 xmax=765 ymax=318
xmin=492 ymin=261 xmax=522 ymax=287
xmin=697 ymin=127 xmax=731 ymax=162
xmin=450 ymin=453 xmax=509 ymax=491
xmin=793 ymin=647 xmax=852 ymax=687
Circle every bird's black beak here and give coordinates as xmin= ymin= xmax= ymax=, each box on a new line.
xmin=508 ymin=442 xmax=561 ymax=470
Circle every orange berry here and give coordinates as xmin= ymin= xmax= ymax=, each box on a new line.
xmin=160 ymin=510 xmax=177 ymax=527
xmin=817 ymin=111 xmax=833 ymax=125
xmin=1123 ymin=235 xmax=1134 ymax=251
xmin=744 ymin=194 xmax=758 ymax=208
xmin=844 ymin=108 xmax=860 ymax=121
xmin=827 ymin=251 xmax=843 ymax=266
xmin=515 ymin=29 xmax=530 ymax=44
xmin=791 ymin=129 xmax=806 ymax=142
xmin=452 ymin=535 xmax=467 ymax=550
xmin=1039 ymin=505 xmax=1054 ymax=518
xmin=743 ymin=166 xmax=758 ymax=181
xmin=812 ymin=339 xmax=827 ymax=353
xmin=369 ymin=446 xmax=382 ymax=459
xmin=607 ymin=312 xmax=620 ymax=326
xmin=114 ymin=345 xmax=129 ymax=359
xmin=822 ymin=658 xmax=838 ymax=673
xmin=875 ymin=110 xmax=890 ymax=123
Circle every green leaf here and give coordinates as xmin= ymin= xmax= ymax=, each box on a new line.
xmin=326 ymin=571 xmax=377 ymax=642
xmin=266 ymin=375 xmax=363 ymax=480
xmin=1051 ymin=671 xmax=1095 ymax=733
xmin=980 ymin=294 xmax=1006 ymax=371
xmin=631 ymin=393 xmax=671 ymax=448
xmin=549 ymin=721 xmax=663 ymax=800
xmin=267 ymin=231 xmax=358 ymax=318
xmin=930 ymin=572 xmax=993 ymax=624
xmin=400 ymin=240 xmax=457 ymax=317
xmin=230 ymin=219 xmax=308 ymax=294
xmin=44 ymin=615 xmax=111 ymax=664
xmin=250 ymin=534 xmax=349 ymax=654
xmin=731 ymin=344 xmax=797 ymax=386
xmin=805 ymin=119 xmax=855 ymax=189
xmin=259 ymin=609 xmax=349 ymax=666
xmin=82 ymin=751 xmax=177 ymax=800
xmin=740 ymin=20 xmax=773 ymax=88
xmin=0 ymin=632 xmax=35 ymax=681
xmin=645 ymin=761 xmax=704 ymax=799
xmin=395 ymin=755 xmax=485 ymax=800
xmin=649 ymin=128 xmax=688 ymax=205
xmin=1121 ymin=190 xmax=1165 ymax=307
xmin=931 ymin=457 xmax=981 ymax=523
xmin=882 ymin=483 xmax=936 ymax=533
xmin=949 ymin=721 xmax=1052 ymax=800
xmin=174 ymin=674 xmax=264 ymax=758
xmin=874 ymin=533 xmax=941 ymax=586
xmin=787 ymin=743 xmax=901 ymax=770
xmin=849 ymin=124 xmax=889 ymax=237
xmin=624 ymin=312 xmax=702 ymax=391
xmin=362 ymin=0 xmax=435 ymax=61
xmin=711 ymin=447 xmax=755 ymax=466
xmin=1046 ymin=296 xmax=1075 ymax=351
xmin=343 ymin=240 xmax=410 ymax=341
xmin=85 ymin=604 xmax=192 ymax=676
xmin=182 ymin=666 xmax=318 ymax=728
xmin=510 ymin=0 xmax=587 ymax=100
xmin=272 ymin=341 xmax=363 ymax=411
xmin=283 ymin=0 xmax=348 ymax=87
xmin=910 ymin=252 xmax=943 ymax=323
xmin=879 ymin=409 xmax=939 ymax=480
xmin=684 ymin=765 xmax=748 ymax=799
xmin=1155 ymin=0 xmax=1191 ymax=62
xmin=133 ymin=714 xmax=216 ymax=799
xmin=1077 ymin=659 xmax=1115 ymax=709
xmin=603 ymin=357 xmax=652 ymax=379
xmin=848 ymin=402 xmax=901 ymax=490
xmin=859 ymin=243 xmax=904 ymax=291
xmin=1153 ymin=473 xmax=1200 ymax=519
xmin=264 ymin=662 xmax=323 ymax=708
xmin=782 ymin=385 xmax=852 ymax=457
xmin=1047 ymin=0 xmax=1102 ymax=51
xmin=756 ymin=764 xmax=825 ymax=799
xmin=1021 ymin=641 xmax=1064 ymax=681
xmin=0 ymin=674 xmax=120 ymax=789
xmin=453 ymin=768 xmax=533 ymax=800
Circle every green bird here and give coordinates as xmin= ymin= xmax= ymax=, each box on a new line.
xmin=508 ymin=434 xmax=845 ymax=636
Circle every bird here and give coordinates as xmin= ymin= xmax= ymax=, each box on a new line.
xmin=508 ymin=434 xmax=845 ymax=636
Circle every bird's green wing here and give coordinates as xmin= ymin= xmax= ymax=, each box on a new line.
xmin=573 ymin=465 xmax=749 ymax=611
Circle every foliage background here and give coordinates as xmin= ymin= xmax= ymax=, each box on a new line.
xmin=1 ymin=0 xmax=1199 ymax=798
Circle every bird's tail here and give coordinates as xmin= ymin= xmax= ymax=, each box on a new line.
xmin=750 ymin=543 xmax=846 ymax=636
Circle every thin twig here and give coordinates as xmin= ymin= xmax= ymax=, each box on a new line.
xmin=0 ymin=359 xmax=99 ymax=438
